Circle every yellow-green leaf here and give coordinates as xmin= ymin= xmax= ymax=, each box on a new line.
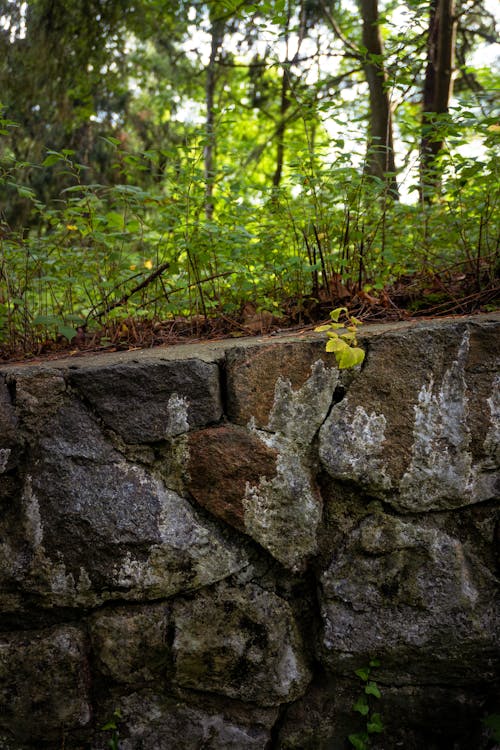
xmin=326 ymin=337 xmax=348 ymax=353
xmin=338 ymin=346 xmax=365 ymax=369
xmin=330 ymin=306 xmax=347 ymax=322
xmin=340 ymin=331 xmax=356 ymax=343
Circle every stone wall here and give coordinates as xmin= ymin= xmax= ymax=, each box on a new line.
xmin=0 ymin=314 xmax=498 ymax=750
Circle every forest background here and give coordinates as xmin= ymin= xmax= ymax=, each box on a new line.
xmin=0 ymin=0 xmax=498 ymax=357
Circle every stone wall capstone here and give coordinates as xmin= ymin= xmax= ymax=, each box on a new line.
xmin=0 ymin=314 xmax=498 ymax=749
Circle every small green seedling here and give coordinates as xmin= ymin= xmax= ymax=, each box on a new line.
xmin=101 ymin=709 xmax=122 ymax=750
xmin=348 ymin=659 xmax=384 ymax=749
xmin=315 ymin=307 xmax=365 ymax=369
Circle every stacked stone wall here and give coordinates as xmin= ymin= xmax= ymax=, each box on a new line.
xmin=0 ymin=314 xmax=498 ymax=749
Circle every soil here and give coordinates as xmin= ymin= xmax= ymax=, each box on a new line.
xmin=1 ymin=271 xmax=498 ymax=365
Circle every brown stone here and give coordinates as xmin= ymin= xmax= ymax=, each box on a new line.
xmin=225 ymin=341 xmax=331 ymax=428
xmin=187 ymin=424 xmax=278 ymax=531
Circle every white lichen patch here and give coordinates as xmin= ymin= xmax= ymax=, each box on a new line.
xmin=23 ymin=476 xmax=44 ymax=548
xmin=238 ymin=360 xmax=340 ymax=570
xmin=267 ymin=360 xmax=340 ymax=446
xmin=0 ymin=448 xmax=11 ymax=473
xmin=318 ymin=402 xmax=391 ymax=492
xmin=115 ymin=482 xmax=249 ymax=598
xmin=243 ymin=451 xmax=322 ymax=571
xmin=275 ymin=642 xmax=303 ymax=697
xmin=398 ymin=331 xmax=494 ymax=511
xmin=483 ymin=375 xmax=500 ymax=467
xmin=164 ymin=393 xmax=190 ymax=436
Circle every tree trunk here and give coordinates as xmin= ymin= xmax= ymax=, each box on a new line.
xmin=420 ymin=0 xmax=457 ymax=199
xmin=272 ymin=64 xmax=291 ymax=188
xmin=358 ymin=0 xmax=398 ymax=197
xmin=204 ymin=15 xmax=225 ymax=221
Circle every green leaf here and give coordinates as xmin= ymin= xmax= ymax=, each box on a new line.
xmin=348 ymin=732 xmax=370 ymax=749
xmin=338 ymin=346 xmax=365 ymax=369
xmin=355 ymin=667 xmax=370 ymax=682
xmin=353 ymin=696 xmax=369 ymax=716
xmin=315 ymin=324 xmax=331 ymax=332
xmin=42 ymin=153 xmax=64 ymax=167
xmin=367 ymin=713 xmax=384 ymax=734
xmin=365 ymin=681 xmax=382 ymax=699
xmin=57 ymin=325 xmax=78 ymax=341
xmin=340 ymin=331 xmax=356 ymax=343
xmin=16 ymin=186 xmax=36 ymax=199
xmin=326 ymin=337 xmax=347 ymax=353
xmin=330 ymin=306 xmax=347 ymax=322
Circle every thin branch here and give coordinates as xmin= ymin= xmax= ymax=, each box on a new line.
xmin=318 ymin=0 xmax=362 ymax=59
xmin=89 ymin=261 xmax=171 ymax=321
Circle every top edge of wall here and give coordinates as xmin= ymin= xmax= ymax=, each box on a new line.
xmin=1 ymin=311 xmax=499 ymax=374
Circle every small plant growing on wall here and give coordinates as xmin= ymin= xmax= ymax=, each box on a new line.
xmin=315 ymin=307 xmax=365 ymax=369
xmin=348 ymin=659 xmax=384 ymax=749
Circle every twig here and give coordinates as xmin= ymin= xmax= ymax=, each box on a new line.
xmin=89 ymin=261 xmax=171 ymax=321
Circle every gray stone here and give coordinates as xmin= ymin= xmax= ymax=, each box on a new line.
xmin=0 ymin=625 xmax=91 ymax=743
xmin=319 ymin=322 xmax=500 ymax=511
xmin=275 ymin=677 xmax=493 ymax=750
xmin=95 ymin=691 xmax=277 ymax=750
xmin=240 ymin=360 xmax=339 ymax=570
xmin=88 ymin=603 xmax=170 ymax=684
xmin=0 ymin=377 xmax=20 ymax=472
xmin=10 ymin=369 xmax=67 ymax=428
xmin=0 ymin=315 xmax=497 ymax=749
xmin=20 ymin=399 xmax=248 ymax=606
xmin=319 ymin=512 xmax=500 ymax=683
xmin=69 ymin=358 xmax=222 ymax=443
xmin=171 ymin=579 xmax=311 ymax=705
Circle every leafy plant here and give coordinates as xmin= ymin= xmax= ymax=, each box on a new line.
xmin=482 ymin=713 xmax=500 ymax=743
xmin=101 ymin=709 xmax=122 ymax=750
xmin=315 ymin=307 xmax=365 ymax=369
xmin=348 ymin=659 xmax=385 ymax=750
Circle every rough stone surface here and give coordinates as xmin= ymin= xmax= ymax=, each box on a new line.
xmin=94 ymin=691 xmax=277 ymax=750
xmin=0 ymin=314 xmax=498 ymax=749
xmin=171 ymin=579 xmax=312 ymax=705
xmin=319 ymin=322 xmax=500 ymax=511
xmin=69 ymin=359 xmax=222 ymax=442
xmin=0 ymin=378 xmax=19 ymax=473
xmin=240 ymin=359 xmax=339 ymax=570
xmin=319 ymin=511 xmax=499 ymax=683
xmin=186 ymin=424 xmax=278 ymax=532
xmin=88 ymin=603 xmax=170 ymax=684
xmin=18 ymin=398 xmax=248 ymax=607
xmin=274 ymin=676 xmax=493 ymax=750
xmin=225 ymin=341 xmax=333 ymax=428
xmin=0 ymin=626 xmax=91 ymax=744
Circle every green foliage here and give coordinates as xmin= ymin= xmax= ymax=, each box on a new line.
xmin=348 ymin=659 xmax=384 ymax=750
xmin=482 ymin=713 xmax=500 ymax=742
xmin=0 ymin=0 xmax=498 ymax=356
xmin=316 ymin=307 xmax=365 ymax=369
xmin=101 ymin=709 xmax=122 ymax=750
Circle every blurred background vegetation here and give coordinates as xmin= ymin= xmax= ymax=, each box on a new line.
xmin=0 ymin=0 xmax=498 ymax=357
